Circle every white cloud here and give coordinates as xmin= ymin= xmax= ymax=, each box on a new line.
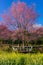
xmin=33 ymin=24 xmax=42 ymax=28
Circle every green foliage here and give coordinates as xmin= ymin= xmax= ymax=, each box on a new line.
xmin=29 ymin=37 xmax=43 ymax=45
xmin=14 ymin=39 xmax=22 ymax=44
xmin=37 ymin=37 xmax=43 ymax=45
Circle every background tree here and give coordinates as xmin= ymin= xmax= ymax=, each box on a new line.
xmin=0 ymin=24 xmax=12 ymax=44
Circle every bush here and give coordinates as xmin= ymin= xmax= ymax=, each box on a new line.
xmin=2 ymin=45 xmax=13 ymax=52
xmin=6 ymin=45 xmax=13 ymax=52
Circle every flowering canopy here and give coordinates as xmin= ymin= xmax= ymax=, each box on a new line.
xmin=0 ymin=1 xmax=43 ymax=43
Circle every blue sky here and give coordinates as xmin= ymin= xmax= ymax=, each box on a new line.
xmin=0 ymin=0 xmax=43 ymax=26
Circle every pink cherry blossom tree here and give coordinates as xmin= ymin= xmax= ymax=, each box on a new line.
xmin=1 ymin=1 xmax=43 ymax=46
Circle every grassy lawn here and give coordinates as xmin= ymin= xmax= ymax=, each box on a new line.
xmin=0 ymin=51 xmax=43 ymax=65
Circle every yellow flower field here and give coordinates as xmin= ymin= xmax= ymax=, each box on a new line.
xmin=0 ymin=51 xmax=43 ymax=65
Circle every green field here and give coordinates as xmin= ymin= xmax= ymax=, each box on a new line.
xmin=0 ymin=51 xmax=43 ymax=65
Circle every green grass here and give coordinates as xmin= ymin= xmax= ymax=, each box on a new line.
xmin=0 ymin=51 xmax=43 ymax=65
